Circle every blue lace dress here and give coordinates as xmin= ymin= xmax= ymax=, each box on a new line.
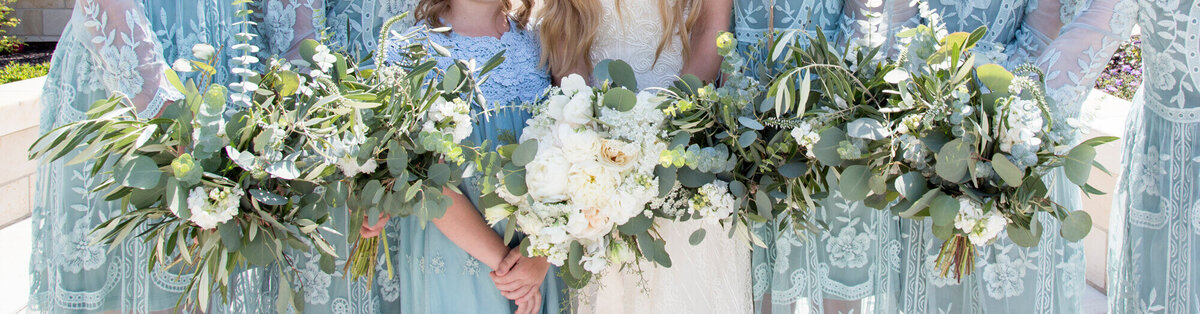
xmin=737 ymin=1 xmax=910 ymax=313
xmin=325 ymin=0 xmax=418 ymax=66
xmin=380 ymin=20 xmax=564 ymax=314
xmin=29 ymin=0 xmax=243 ymax=312
xmin=895 ymin=1 xmax=1135 ymax=312
xmin=1108 ymin=0 xmax=1200 ymax=312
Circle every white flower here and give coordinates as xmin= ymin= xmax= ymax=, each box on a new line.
xmin=172 ymin=59 xmax=194 ymax=72
xmin=597 ymin=139 xmax=640 ymax=172
xmin=312 ymin=44 xmax=337 ymax=73
xmin=562 ymin=91 xmax=595 ymax=126
xmin=184 ymin=186 xmax=242 ymax=229
xmin=484 ymin=204 xmax=516 ymax=226
xmin=192 ymin=44 xmax=216 ymax=60
xmin=789 ymin=121 xmax=820 ymax=149
xmin=607 ymin=239 xmax=635 ymax=265
xmin=558 ymin=125 xmax=601 ymax=164
xmin=692 ymin=181 xmax=737 ymax=224
xmin=525 ymin=149 xmax=572 ymax=203
xmin=566 ymin=161 xmax=619 ymax=210
xmin=580 ymin=242 xmax=609 ymax=273
xmin=606 ymin=192 xmax=645 ymax=226
xmin=560 ymin=74 xmax=591 ymax=97
xmin=545 ymin=94 xmax=570 ymax=121
xmin=952 ymin=197 xmax=1008 ymax=246
xmin=423 ymin=98 xmax=473 ymax=143
xmin=566 ymin=206 xmax=613 ymax=240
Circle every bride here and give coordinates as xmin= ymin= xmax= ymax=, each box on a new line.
xmin=535 ymin=0 xmax=747 ymax=312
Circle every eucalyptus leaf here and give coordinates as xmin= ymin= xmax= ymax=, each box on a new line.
xmin=116 ymin=156 xmax=162 ymax=189
xmin=1064 ymin=145 xmax=1097 ymax=186
xmin=813 ymin=128 xmax=846 ymax=166
xmin=602 ymin=88 xmax=637 ymax=112
xmin=930 ymin=194 xmax=960 ymax=227
xmin=607 ymin=59 xmax=638 ymax=90
xmin=689 ymin=229 xmax=707 ymax=245
xmin=1060 ymin=211 xmax=1092 ymax=242
xmin=991 ymin=153 xmax=1024 ymax=187
xmin=935 ymin=139 xmax=972 ymax=183
xmin=512 ymin=140 xmax=539 ymax=167
xmin=838 ymin=165 xmax=872 ymax=201
xmin=250 ymin=189 xmax=288 ymax=206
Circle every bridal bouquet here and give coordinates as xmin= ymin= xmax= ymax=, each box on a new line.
xmin=819 ymin=18 xmax=1110 ymax=278
xmin=480 ymin=64 xmax=734 ymax=287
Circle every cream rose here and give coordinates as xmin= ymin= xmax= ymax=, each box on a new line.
xmin=562 ymin=91 xmax=594 ymax=126
xmin=598 ymin=139 xmax=640 ymax=172
xmin=525 ymin=149 xmax=571 ymax=203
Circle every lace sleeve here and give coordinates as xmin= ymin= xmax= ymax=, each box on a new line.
xmin=71 ymin=0 xmax=183 ymax=118
xmin=1022 ymin=0 xmax=1138 ymax=112
xmin=261 ymin=0 xmax=322 ymax=59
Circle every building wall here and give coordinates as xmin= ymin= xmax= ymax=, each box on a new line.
xmin=3 ymin=0 xmax=72 ymax=42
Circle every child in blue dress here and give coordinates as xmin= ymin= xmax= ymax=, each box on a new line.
xmin=378 ymin=0 xmax=563 ymax=313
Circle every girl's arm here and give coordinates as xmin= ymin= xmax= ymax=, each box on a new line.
xmin=432 ymin=187 xmax=512 ymax=269
xmin=71 ymin=0 xmax=183 ymax=118
xmin=682 ymin=0 xmax=732 ymax=82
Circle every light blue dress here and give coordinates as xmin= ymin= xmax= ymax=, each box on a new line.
xmin=1108 ymin=0 xmax=1200 ymax=312
xmin=215 ymin=1 xmax=417 ymax=312
xmin=381 ymin=20 xmax=564 ymax=314
xmin=898 ymin=1 xmax=1135 ymax=312
xmin=737 ymin=1 xmax=909 ymax=313
xmin=29 ymin=0 xmax=240 ymax=312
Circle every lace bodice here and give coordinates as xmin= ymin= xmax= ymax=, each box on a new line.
xmin=734 ymin=0 xmax=845 ymax=43
xmin=589 ymin=0 xmax=685 ymax=89
xmin=396 ymin=20 xmax=550 ymax=110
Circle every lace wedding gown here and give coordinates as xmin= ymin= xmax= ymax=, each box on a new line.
xmin=575 ymin=1 xmax=753 ymax=312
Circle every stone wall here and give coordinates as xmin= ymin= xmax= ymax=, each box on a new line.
xmin=0 ymin=76 xmax=42 ymax=228
xmin=4 ymin=0 xmax=72 ymax=42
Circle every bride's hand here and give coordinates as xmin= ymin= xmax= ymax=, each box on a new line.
xmin=489 ymin=247 xmax=549 ymax=300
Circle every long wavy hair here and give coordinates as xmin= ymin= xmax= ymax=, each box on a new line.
xmin=537 ymin=0 xmax=702 ymax=77
xmin=413 ymin=0 xmax=535 ymax=29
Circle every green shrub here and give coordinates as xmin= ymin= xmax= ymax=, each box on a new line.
xmin=0 ymin=0 xmax=23 ymax=54
xmin=0 ymin=61 xmax=49 ymax=84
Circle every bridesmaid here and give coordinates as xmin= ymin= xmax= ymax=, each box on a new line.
xmin=28 ymin=0 xmax=245 ymax=311
xmin=1108 ymin=0 xmax=1200 ymax=312
xmin=325 ymin=0 xmax=419 ymax=66
xmin=381 ymin=0 xmax=563 ymax=313
xmin=893 ymin=1 xmax=1135 ymax=312
xmin=736 ymin=1 xmax=910 ymax=313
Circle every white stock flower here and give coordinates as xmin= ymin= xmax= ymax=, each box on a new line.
xmin=952 ymin=197 xmax=1008 ymax=246
xmin=789 ymin=121 xmax=820 ymax=148
xmin=525 ymin=149 xmax=572 ymax=203
xmin=185 ymin=186 xmax=242 ymax=229
xmin=312 ymin=44 xmax=337 ymax=73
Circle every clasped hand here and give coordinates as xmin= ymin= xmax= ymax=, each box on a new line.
xmin=490 ymin=247 xmax=550 ymax=314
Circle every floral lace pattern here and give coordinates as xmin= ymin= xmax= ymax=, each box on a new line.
xmin=1109 ymin=1 xmax=1200 ymax=312
xmin=29 ymin=0 xmax=240 ymax=312
xmin=589 ymin=0 xmax=687 ymax=89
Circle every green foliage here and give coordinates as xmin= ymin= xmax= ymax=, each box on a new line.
xmin=0 ymin=0 xmax=21 ymax=54
xmin=0 ymin=61 xmax=48 ymax=84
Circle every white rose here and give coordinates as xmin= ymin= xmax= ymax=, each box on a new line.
xmin=606 ymin=192 xmax=645 ymax=225
xmin=192 ymin=44 xmax=216 ymax=60
xmin=560 ymin=74 xmax=591 ymax=97
xmin=558 ymin=125 xmax=600 ymax=164
xmin=546 ymin=95 xmax=570 ymax=121
xmin=525 ymin=149 xmax=572 ymax=203
xmin=567 ymin=161 xmax=619 ymax=210
xmin=562 ymin=91 xmax=594 ymax=126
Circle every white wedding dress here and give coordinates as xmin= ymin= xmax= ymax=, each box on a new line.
xmin=574 ymin=1 xmax=753 ymax=313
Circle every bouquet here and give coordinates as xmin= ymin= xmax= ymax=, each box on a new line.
xmin=479 ymin=63 xmax=735 ymax=287
xmin=26 ymin=12 xmax=493 ymax=310
xmin=818 ymin=14 xmax=1109 ymax=279
xmin=654 ymin=29 xmax=894 ymax=239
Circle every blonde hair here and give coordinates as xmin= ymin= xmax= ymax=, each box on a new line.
xmin=414 ymin=0 xmax=535 ymax=29
xmin=537 ymin=0 xmax=702 ymax=77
